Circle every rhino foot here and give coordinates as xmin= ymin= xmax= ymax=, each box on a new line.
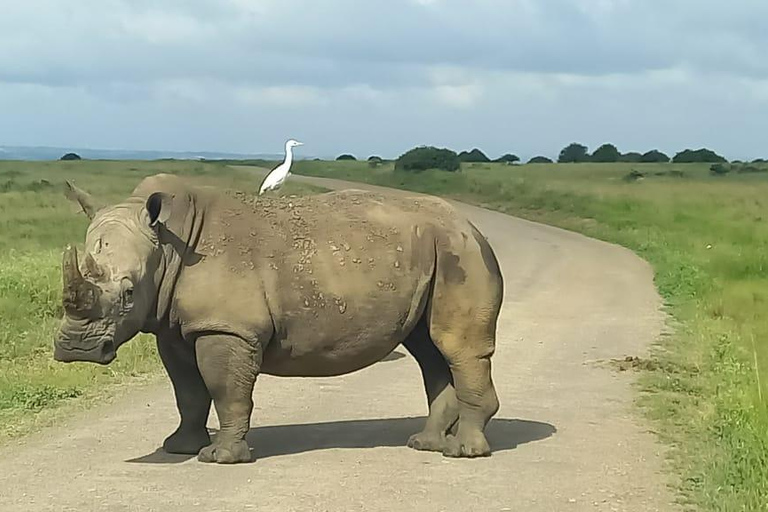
xmin=197 ymin=439 xmax=252 ymax=464
xmin=163 ymin=427 xmax=211 ymax=455
xmin=407 ymin=431 xmax=447 ymax=452
xmin=442 ymin=430 xmax=491 ymax=458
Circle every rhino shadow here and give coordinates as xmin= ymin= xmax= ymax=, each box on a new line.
xmin=380 ymin=350 xmax=406 ymax=362
xmin=127 ymin=416 xmax=556 ymax=464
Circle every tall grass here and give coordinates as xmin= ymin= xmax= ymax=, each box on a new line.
xmin=0 ymin=160 xmax=321 ymax=441
xmin=291 ymin=159 xmax=768 ymax=511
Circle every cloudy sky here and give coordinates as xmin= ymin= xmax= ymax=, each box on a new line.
xmin=1 ymin=0 xmax=767 ymax=160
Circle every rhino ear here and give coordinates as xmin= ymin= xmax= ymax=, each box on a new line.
xmin=146 ymin=192 xmax=174 ymax=227
xmin=63 ymin=180 xmax=101 ymax=220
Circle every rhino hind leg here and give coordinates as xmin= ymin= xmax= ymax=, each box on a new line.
xmin=403 ymin=320 xmax=460 ymax=452
xmin=426 ymin=239 xmax=503 ymax=458
xmin=195 ymin=334 xmax=260 ymax=464
xmin=157 ymin=332 xmax=213 ymax=455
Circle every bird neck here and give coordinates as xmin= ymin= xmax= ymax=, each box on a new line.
xmin=283 ymin=144 xmax=294 ymax=167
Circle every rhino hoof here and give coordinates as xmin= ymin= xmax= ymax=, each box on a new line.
xmin=442 ymin=431 xmax=492 ymax=458
xmin=407 ymin=431 xmax=446 ymax=452
xmin=163 ymin=428 xmax=211 ymax=455
xmin=197 ymin=440 xmax=252 ymax=464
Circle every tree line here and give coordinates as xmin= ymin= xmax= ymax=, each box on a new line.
xmin=336 ymin=142 xmax=745 ymax=171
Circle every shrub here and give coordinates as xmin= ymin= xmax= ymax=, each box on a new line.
xmin=673 ymin=148 xmax=727 ymax=163
xmin=623 ymin=169 xmax=645 ymax=181
xmin=458 ymin=148 xmax=490 ymax=163
xmin=60 ymin=153 xmax=81 ymax=161
xmin=619 ymin=152 xmax=643 ymax=163
xmin=590 ymin=144 xmax=621 ymax=163
xmin=395 ymin=146 xmax=460 ymax=173
xmin=336 ymin=154 xmax=357 ymax=161
xmin=558 ymin=143 xmax=589 ymax=163
xmin=368 ymin=155 xmax=383 ymax=168
xmin=495 ymin=153 xmax=520 ymax=164
xmin=528 ymin=156 xmax=553 ymax=164
xmin=641 ymin=150 xmax=671 ymax=163
xmin=710 ymin=163 xmax=731 ymax=175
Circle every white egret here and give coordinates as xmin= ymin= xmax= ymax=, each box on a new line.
xmin=258 ymin=139 xmax=304 ymax=195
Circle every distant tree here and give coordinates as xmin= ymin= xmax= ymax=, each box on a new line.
xmin=640 ymin=150 xmax=671 ymax=163
xmin=458 ymin=148 xmax=491 ymax=163
xmin=672 ymin=148 xmax=727 ymax=163
xmin=528 ymin=156 xmax=553 ymax=164
xmin=558 ymin=143 xmax=589 ymax=163
xmin=619 ymin=152 xmax=643 ymax=163
xmin=395 ymin=146 xmax=460 ymax=173
xmin=368 ymin=155 xmax=383 ymax=168
xmin=367 ymin=155 xmax=383 ymax=162
xmin=336 ymin=154 xmax=357 ymax=161
xmin=60 ymin=153 xmax=82 ymax=161
xmin=590 ymin=143 xmax=621 ymax=163
xmin=495 ymin=153 xmax=520 ymax=164
xmin=752 ymin=158 xmax=766 ymax=164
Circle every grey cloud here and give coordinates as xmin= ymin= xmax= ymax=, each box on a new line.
xmin=2 ymin=0 xmax=767 ymax=91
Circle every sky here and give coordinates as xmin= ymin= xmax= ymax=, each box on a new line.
xmin=1 ymin=0 xmax=767 ymax=160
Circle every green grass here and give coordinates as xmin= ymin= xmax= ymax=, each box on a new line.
xmin=0 ymin=160 xmax=323 ymax=441
xmin=288 ymin=159 xmax=768 ymax=511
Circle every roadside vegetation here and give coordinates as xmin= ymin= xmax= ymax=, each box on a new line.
xmin=287 ymin=154 xmax=768 ymax=511
xmin=0 ymin=160 xmax=322 ymax=442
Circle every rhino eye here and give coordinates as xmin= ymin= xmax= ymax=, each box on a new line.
xmin=120 ymin=278 xmax=134 ymax=309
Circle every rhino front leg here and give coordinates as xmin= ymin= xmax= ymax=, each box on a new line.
xmin=195 ymin=333 xmax=261 ymax=464
xmin=157 ymin=331 xmax=212 ymax=455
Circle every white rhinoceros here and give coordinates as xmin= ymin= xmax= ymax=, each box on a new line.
xmin=55 ymin=173 xmax=503 ymax=464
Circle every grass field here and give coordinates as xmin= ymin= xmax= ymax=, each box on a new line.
xmin=288 ymin=158 xmax=768 ymax=511
xmin=0 ymin=160 xmax=323 ymax=442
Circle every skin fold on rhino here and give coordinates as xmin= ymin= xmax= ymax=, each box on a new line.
xmin=55 ymin=174 xmax=504 ymax=464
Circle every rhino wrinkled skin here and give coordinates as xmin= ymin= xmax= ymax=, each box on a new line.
xmin=55 ymin=174 xmax=504 ymax=464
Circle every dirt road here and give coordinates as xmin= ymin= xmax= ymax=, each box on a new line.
xmin=0 ymin=173 xmax=678 ymax=511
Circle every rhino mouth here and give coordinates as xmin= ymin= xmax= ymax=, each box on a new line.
xmin=53 ymin=342 xmax=116 ymax=365
xmin=54 ymin=319 xmax=118 ymax=365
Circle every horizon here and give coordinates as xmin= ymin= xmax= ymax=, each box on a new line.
xmin=0 ymin=140 xmax=751 ymax=163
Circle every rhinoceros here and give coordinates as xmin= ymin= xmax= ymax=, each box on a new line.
xmin=55 ymin=173 xmax=503 ymax=464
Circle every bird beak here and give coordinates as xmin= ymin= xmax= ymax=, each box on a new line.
xmin=295 ymin=142 xmax=304 ymax=146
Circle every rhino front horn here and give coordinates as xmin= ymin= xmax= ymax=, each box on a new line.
xmin=62 ymin=245 xmax=102 ymax=319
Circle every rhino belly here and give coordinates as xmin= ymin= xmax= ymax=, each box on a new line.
xmin=260 ymin=288 xmax=427 ymax=377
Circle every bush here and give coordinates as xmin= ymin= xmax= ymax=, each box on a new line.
xmin=673 ymin=148 xmax=727 ymax=163
xmin=336 ymin=154 xmax=357 ymax=161
xmin=641 ymin=150 xmax=671 ymax=163
xmin=528 ymin=156 xmax=553 ymax=164
xmin=710 ymin=163 xmax=731 ymax=175
xmin=458 ymin=148 xmax=490 ymax=163
xmin=60 ymin=153 xmax=81 ymax=161
xmin=619 ymin=152 xmax=643 ymax=163
xmin=558 ymin=143 xmax=589 ymax=163
xmin=495 ymin=153 xmax=520 ymax=164
xmin=591 ymin=143 xmax=621 ymax=163
xmin=623 ymin=169 xmax=645 ymax=181
xmin=395 ymin=146 xmax=461 ymax=173
xmin=368 ymin=156 xmax=383 ymax=168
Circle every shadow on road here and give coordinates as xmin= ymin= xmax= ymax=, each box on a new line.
xmin=127 ymin=416 xmax=556 ymax=464
xmin=380 ymin=350 xmax=406 ymax=362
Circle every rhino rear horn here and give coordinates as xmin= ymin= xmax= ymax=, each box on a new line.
xmin=63 ymin=181 xmax=102 ymax=220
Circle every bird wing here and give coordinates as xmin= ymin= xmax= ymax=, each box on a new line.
xmin=258 ymin=163 xmax=289 ymax=194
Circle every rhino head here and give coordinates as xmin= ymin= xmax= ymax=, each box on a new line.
xmin=54 ymin=181 xmax=174 ymax=365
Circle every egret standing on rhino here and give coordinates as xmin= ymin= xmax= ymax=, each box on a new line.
xmin=258 ymin=139 xmax=303 ymax=195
